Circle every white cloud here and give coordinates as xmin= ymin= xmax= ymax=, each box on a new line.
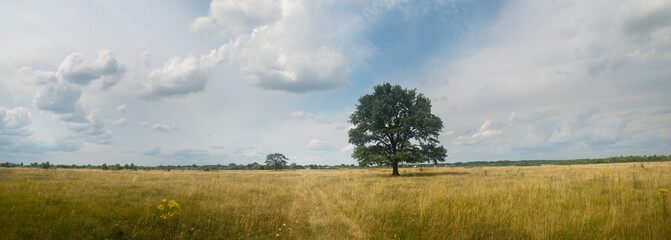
xmin=57 ymin=49 xmax=125 ymax=89
xmin=152 ymin=123 xmax=176 ymax=133
xmin=18 ymin=67 xmax=57 ymax=85
xmin=340 ymin=143 xmax=353 ymax=153
xmin=191 ymin=0 xmax=377 ymax=93
xmin=33 ymin=83 xmax=81 ymax=114
xmin=24 ymin=50 xmax=125 ymax=146
xmin=472 ymin=120 xmax=502 ymax=139
xmin=112 ymin=117 xmax=127 ymax=126
xmin=0 ymin=107 xmax=32 ymax=137
xmin=190 ymin=0 xmax=282 ymax=36
xmin=141 ymin=45 xmax=230 ymax=100
xmin=307 ymin=139 xmax=334 ymax=151
xmin=29 ymin=59 xmax=114 ymax=145
xmin=453 ymin=120 xmax=503 ymax=145
xmin=141 ymin=122 xmax=177 ymax=133
xmin=115 ymin=104 xmax=128 ymax=113
xmin=66 ymin=109 xmax=112 ymax=144
xmin=240 ymin=36 xmax=351 ymax=92
xmin=288 ymin=110 xmax=313 ymax=119
xmin=0 ymin=107 xmax=78 ymax=153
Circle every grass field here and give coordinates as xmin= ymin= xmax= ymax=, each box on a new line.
xmin=1 ymin=162 xmax=670 ymax=239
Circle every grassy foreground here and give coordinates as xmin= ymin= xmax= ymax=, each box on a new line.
xmin=1 ymin=162 xmax=670 ymax=239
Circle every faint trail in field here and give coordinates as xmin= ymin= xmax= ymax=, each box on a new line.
xmin=302 ymin=174 xmax=365 ymax=239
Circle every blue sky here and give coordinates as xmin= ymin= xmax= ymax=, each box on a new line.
xmin=1 ymin=0 xmax=670 ymax=166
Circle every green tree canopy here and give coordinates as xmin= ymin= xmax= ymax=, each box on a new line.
xmin=265 ymin=153 xmax=289 ymax=171
xmin=348 ymin=83 xmax=447 ymax=176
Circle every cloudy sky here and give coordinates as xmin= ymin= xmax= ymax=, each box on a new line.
xmin=1 ymin=0 xmax=670 ymax=166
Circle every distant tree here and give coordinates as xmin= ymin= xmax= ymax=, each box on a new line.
xmin=349 ymin=83 xmax=447 ymax=176
xmin=265 ymin=153 xmax=289 ymax=171
xmin=102 ymin=163 xmax=108 ymax=170
xmin=251 ymin=162 xmax=263 ymax=170
xmin=289 ymin=162 xmax=298 ymax=170
xmin=111 ymin=164 xmax=121 ymax=170
xmin=40 ymin=161 xmax=51 ymax=169
xmin=227 ymin=163 xmax=238 ymax=170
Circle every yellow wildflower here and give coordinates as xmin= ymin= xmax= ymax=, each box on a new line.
xmin=660 ymin=189 xmax=669 ymax=197
xmin=157 ymin=198 xmax=182 ymax=220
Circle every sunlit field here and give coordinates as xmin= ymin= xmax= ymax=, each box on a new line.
xmin=1 ymin=162 xmax=670 ymax=239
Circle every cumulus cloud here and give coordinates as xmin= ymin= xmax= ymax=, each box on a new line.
xmin=21 ymin=49 xmax=124 ymax=146
xmin=191 ymin=0 xmax=282 ymax=36
xmin=31 ymin=77 xmax=113 ymax=144
xmin=57 ymin=49 xmax=125 ymax=89
xmin=190 ymin=0 xmax=378 ymax=93
xmin=307 ymin=139 xmax=334 ymax=151
xmin=18 ymin=67 xmax=57 ymax=85
xmin=33 ymin=83 xmax=81 ymax=114
xmin=141 ymin=45 xmax=229 ymax=100
xmin=0 ymin=107 xmax=78 ymax=153
xmin=240 ymin=36 xmax=351 ymax=92
xmin=0 ymin=107 xmax=32 ymax=137
xmin=65 ymin=109 xmax=112 ymax=144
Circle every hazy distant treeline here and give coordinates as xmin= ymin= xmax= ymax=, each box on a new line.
xmin=0 ymin=161 xmax=358 ymax=171
xmin=1 ymin=155 xmax=669 ymax=170
xmin=448 ymin=155 xmax=671 ymax=167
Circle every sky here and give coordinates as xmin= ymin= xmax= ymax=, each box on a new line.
xmin=1 ymin=0 xmax=670 ymax=166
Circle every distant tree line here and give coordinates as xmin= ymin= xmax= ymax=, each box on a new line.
xmin=448 ymin=155 xmax=671 ymax=167
xmin=1 ymin=155 xmax=668 ymax=171
xmin=0 ymin=161 xmax=359 ymax=171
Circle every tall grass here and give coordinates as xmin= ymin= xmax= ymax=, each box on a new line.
xmin=1 ymin=162 xmax=669 ymax=239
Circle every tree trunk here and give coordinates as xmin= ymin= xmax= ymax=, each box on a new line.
xmin=392 ymin=160 xmax=400 ymax=176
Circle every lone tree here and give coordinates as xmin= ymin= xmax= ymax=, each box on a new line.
xmin=349 ymin=83 xmax=447 ymax=176
xmin=265 ymin=153 xmax=289 ymax=171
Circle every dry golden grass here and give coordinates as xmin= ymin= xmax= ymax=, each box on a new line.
xmin=1 ymin=162 xmax=670 ymax=239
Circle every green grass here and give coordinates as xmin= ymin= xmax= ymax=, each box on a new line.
xmin=1 ymin=162 xmax=670 ymax=239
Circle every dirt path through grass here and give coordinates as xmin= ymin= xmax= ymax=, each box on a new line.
xmin=301 ymin=173 xmax=365 ymax=239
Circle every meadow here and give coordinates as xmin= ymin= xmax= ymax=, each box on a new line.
xmin=1 ymin=162 xmax=670 ymax=239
